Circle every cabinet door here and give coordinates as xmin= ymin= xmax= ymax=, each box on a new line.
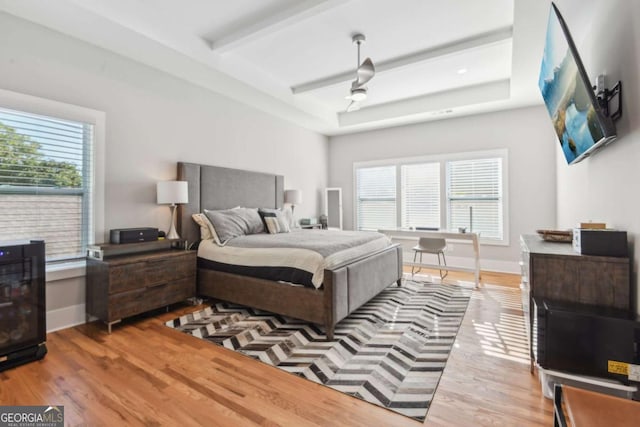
xmin=577 ymin=260 xmax=630 ymax=309
xmin=530 ymin=255 xmax=580 ymax=302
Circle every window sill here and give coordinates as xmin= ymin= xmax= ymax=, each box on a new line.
xmin=46 ymin=260 xmax=86 ymax=282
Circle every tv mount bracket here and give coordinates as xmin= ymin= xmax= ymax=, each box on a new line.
xmin=594 ymin=77 xmax=622 ymax=122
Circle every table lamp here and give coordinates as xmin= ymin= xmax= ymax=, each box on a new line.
xmin=157 ymin=180 xmax=188 ymax=239
xmin=284 ymin=189 xmax=302 ymax=215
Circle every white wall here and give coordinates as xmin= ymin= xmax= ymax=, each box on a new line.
xmin=0 ymin=13 xmax=328 ymax=329
xmin=554 ymin=0 xmax=640 ymax=313
xmin=329 ymin=106 xmax=557 ymax=272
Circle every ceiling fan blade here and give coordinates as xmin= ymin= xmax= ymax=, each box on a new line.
xmin=356 ymin=58 xmax=375 ymax=86
xmin=346 ymin=100 xmax=361 ymax=112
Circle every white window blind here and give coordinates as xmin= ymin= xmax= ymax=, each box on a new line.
xmin=446 ymin=158 xmax=502 ymax=239
xmin=355 ymin=165 xmax=396 ymax=230
xmin=401 ymin=162 xmax=440 ymax=229
xmin=0 ymin=107 xmax=93 ymax=261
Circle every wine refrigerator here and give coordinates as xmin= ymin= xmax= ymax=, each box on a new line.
xmin=0 ymin=240 xmax=47 ymax=371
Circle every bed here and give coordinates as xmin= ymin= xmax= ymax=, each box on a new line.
xmin=177 ymin=162 xmax=403 ymax=340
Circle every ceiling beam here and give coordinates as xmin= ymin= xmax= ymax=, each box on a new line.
xmin=292 ymin=26 xmax=513 ymax=94
xmin=337 ymin=79 xmax=511 ymax=127
xmin=207 ymin=0 xmax=350 ymax=53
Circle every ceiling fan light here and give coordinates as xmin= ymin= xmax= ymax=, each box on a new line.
xmin=350 ymin=88 xmax=367 ymax=101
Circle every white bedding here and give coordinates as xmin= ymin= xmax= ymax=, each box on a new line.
xmin=197 ymin=229 xmax=391 ymax=288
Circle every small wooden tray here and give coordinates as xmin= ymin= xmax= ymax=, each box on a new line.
xmin=536 ymin=229 xmax=573 ymax=242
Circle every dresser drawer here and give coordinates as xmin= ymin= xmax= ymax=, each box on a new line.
xmin=109 ymin=276 xmax=195 ymax=321
xmin=87 ymin=248 xmax=197 ymax=330
xmin=108 ymin=252 xmax=195 ymax=293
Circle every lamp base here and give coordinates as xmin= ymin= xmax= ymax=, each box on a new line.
xmin=167 ymin=205 xmax=180 ymax=240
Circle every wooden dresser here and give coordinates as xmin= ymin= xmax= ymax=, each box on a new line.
xmin=520 ymin=234 xmax=631 ymax=370
xmin=86 ymin=243 xmax=196 ymax=333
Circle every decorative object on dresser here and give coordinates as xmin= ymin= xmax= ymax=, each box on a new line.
xmin=319 ymin=214 xmax=328 ymax=229
xmin=86 ymin=239 xmax=195 ymax=333
xmin=299 ymin=217 xmax=322 ymax=229
xmin=157 ymin=180 xmax=189 ymax=239
xmin=300 ymin=223 xmax=323 ymax=229
xmin=109 ymin=227 xmax=158 ymax=244
xmin=520 ymin=234 xmax=631 ymax=374
xmin=536 ymin=229 xmax=573 ymax=242
xmin=572 ymin=228 xmax=628 ymax=257
xmin=167 ymin=279 xmax=471 ymax=422
xmin=0 ymin=240 xmax=47 ymax=372
xmin=299 ymin=217 xmax=317 ymax=225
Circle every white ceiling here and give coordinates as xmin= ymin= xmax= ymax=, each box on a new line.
xmin=0 ymin=0 xmax=552 ymax=135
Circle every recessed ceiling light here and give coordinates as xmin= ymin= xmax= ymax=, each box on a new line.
xmin=457 ymin=68 xmax=468 ymax=75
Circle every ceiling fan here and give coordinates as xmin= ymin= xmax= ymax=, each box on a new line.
xmin=345 ymin=33 xmax=375 ymax=112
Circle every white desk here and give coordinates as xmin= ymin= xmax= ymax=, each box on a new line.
xmin=379 ymin=229 xmax=481 ymax=287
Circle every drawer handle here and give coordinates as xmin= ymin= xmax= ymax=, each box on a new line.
xmin=146 ymin=258 xmax=170 ymax=265
xmin=147 ymin=282 xmax=168 ymax=289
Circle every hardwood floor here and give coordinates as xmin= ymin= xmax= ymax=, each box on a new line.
xmin=0 ymin=270 xmax=553 ymax=426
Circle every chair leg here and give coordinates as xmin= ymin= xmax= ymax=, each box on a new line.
xmin=412 ymin=251 xmax=418 ymax=276
xmin=417 ymin=252 xmax=423 ymax=274
xmin=440 ymin=251 xmax=448 ymax=279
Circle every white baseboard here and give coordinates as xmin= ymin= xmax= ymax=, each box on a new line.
xmin=46 ymin=303 xmax=86 ymax=333
xmin=402 ymin=251 xmax=519 ymax=275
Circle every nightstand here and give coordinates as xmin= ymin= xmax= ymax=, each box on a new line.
xmin=86 ymin=240 xmax=196 ymax=333
xmin=300 ymin=223 xmax=323 ymax=229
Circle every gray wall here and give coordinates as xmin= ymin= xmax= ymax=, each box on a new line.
xmin=554 ymin=0 xmax=640 ymax=313
xmin=0 ymin=13 xmax=328 ymax=329
xmin=329 ymin=106 xmax=558 ymax=272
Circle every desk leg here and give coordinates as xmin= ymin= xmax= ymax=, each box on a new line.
xmin=472 ymin=235 xmax=481 ymax=288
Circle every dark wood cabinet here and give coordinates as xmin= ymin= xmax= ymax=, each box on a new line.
xmin=520 ymin=235 xmax=631 ymax=371
xmin=86 ymin=249 xmax=196 ymax=333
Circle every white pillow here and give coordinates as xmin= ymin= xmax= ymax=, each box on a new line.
xmin=191 ymin=213 xmax=220 ymax=244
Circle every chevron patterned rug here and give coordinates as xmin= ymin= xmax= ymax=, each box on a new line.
xmin=165 ymin=280 xmax=471 ymax=421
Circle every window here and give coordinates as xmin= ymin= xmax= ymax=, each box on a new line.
xmin=447 ymin=158 xmax=503 ymax=240
xmin=355 ymin=165 xmax=396 ymax=230
xmin=401 ymin=162 xmax=440 ymax=229
xmin=354 ymin=150 xmax=508 ymax=244
xmin=0 ymin=106 xmax=95 ymax=261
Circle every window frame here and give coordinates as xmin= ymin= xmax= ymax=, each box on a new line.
xmin=0 ymin=88 xmax=106 ymax=265
xmin=353 ymin=149 xmax=509 ymax=246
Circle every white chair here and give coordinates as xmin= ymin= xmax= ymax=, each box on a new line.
xmin=411 ymin=237 xmax=448 ymax=279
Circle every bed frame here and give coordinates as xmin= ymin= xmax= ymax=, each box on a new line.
xmin=177 ymin=162 xmax=402 ymax=340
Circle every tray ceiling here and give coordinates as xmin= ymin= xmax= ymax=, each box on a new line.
xmin=0 ymin=0 xmax=551 ymax=135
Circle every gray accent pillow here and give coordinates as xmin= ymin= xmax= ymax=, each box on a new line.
xmin=258 ymin=208 xmax=291 ymax=234
xmin=204 ymin=207 xmax=264 ymax=243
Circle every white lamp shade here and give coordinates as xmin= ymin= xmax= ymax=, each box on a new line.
xmin=284 ymin=189 xmax=302 ymax=205
xmin=157 ymin=181 xmax=188 ymax=204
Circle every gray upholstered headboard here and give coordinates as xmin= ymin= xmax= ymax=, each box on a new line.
xmin=177 ymin=162 xmax=284 ymax=245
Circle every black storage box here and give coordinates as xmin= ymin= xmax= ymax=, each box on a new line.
xmin=110 ymin=227 xmax=159 ymax=244
xmin=572 ymin=229 xmax=628 ymax=257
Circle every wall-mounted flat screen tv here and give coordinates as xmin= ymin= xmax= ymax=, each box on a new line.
xmin=538 ymin=3 xmax=616 ymax=165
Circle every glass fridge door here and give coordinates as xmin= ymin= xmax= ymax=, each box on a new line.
xmin=0 ymin=243 xmax=45 ymax=356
